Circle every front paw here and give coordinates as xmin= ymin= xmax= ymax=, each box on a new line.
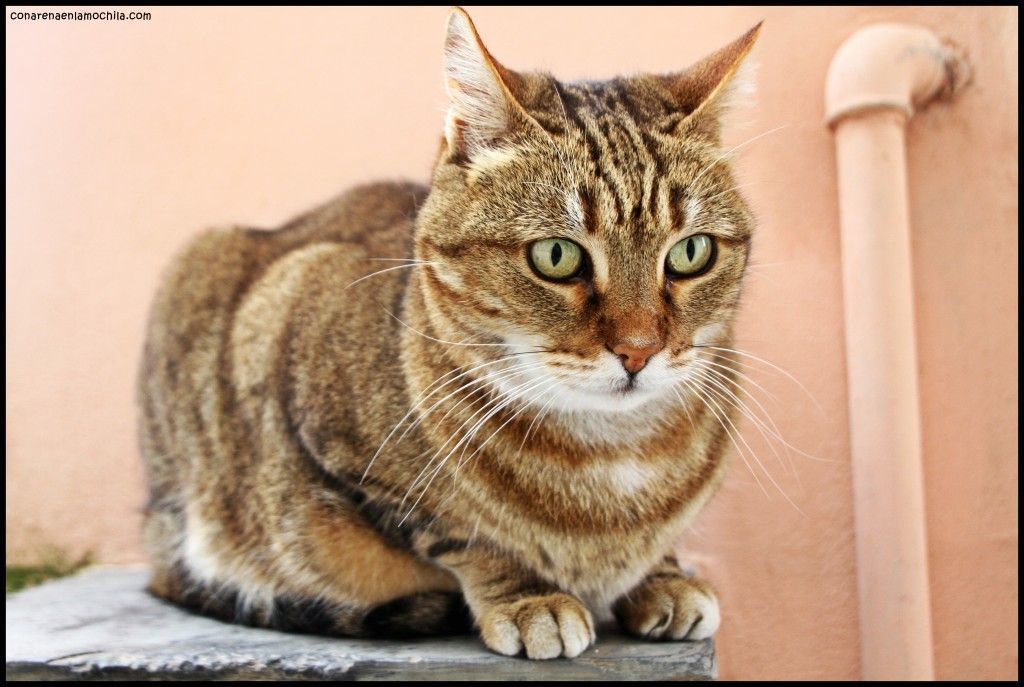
xmin=613 ymin=576 xmax=720 ymax=641
xmin=478 ymin=592 xmax=596 ymax=659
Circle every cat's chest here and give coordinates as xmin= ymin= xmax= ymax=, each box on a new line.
xmin=576 ymin=455 xmax=662 ymax=495
xmin=506 ymin=453 xmax=720 ymax=608
xmin=529 ymin=520 xmax=685 ymax=613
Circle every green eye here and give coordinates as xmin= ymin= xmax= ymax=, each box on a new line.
xmin=529 ymin=238 xmax=585 ymax=281
xmin=666 ymin=234 xmax=715 ymax=277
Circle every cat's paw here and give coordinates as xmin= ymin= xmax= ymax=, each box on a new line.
xmin=479 ymin=592 xmax=596 ymax=659
xmin=613 ymin=576 xmax=720 ymax=641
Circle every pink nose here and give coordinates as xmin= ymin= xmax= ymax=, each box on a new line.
xmin=611 ymin=341 xmax=664 ymax=374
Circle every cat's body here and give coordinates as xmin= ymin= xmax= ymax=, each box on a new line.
xmin=139 ymin=9 xmax=758 ymax=658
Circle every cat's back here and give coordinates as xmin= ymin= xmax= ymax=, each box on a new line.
xmin=138 ymin=180 xmax=427 ymax=519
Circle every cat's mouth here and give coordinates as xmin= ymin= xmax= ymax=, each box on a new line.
xmin=617 ymin=374 xmax=639 ymax=394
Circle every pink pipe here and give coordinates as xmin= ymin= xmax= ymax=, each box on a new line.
xmin=825 ymin=24 xmax=969 ymax=680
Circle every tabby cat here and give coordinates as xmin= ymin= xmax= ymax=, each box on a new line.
xmin=139 ymin=8 xmax=759 ymax=659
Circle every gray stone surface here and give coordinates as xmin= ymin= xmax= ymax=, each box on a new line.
xmin=6 ymin=567 xmax=716 ymax=680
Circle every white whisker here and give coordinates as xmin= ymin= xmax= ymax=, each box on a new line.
xmin=701 ymin=181 xmax=758 ymax=204
xmin=684 ymin=373 xmax=804 ymax=514
xmin=690 ymin=123 xmax=791 ymax=188
xmin=455 ymin=378 xmax=561 ymax=472
xmin=518 ymin=391 xmax=558 ymax=454
xmin=399 ymin=361 xmax=551 ymax=443
xmin=345 ymin=262 xmax=437 ymax=289
xmin=361 ymin=357 xmax=547 ymax=482
xmin=676 ymin=377 xmax=768 ymax=498
xmin=688 ymin=364 xmax=794 ymax=478
xmin=402 ymin=370 xmax=547 ymax=496
xmin=700 ymin=345 xmax=824 ymax=416
xmin=696 ymin=356 xmax=780 ymax=405
xmin=383 ymin=307 xmax=515 ymax=348
xmin=365 ymin=257 xmax=432 ymax=262
xmin=399 ymin=374 xmax=552 ymax=524
xmin=694 ymin=359 xmax=826 ymax=465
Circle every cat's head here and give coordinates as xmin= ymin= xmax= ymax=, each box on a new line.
xmin=415 ymin=8 xmax=758 ymax=416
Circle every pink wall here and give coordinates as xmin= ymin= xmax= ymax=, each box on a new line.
xmin=5 ymin=6 xmax=1017 ymax=680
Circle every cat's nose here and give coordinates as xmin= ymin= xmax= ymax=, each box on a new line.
xmin=611 ymin=341 xmax=664 ymax=374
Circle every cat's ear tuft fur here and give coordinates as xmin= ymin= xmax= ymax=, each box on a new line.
xmin=442 ymin=7 xmax=527 ymax=161
xmin=659 ymin=22 xmax=762 ymax=142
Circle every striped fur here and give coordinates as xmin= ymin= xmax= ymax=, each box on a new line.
xmin=138 ymin=8 xmax=758 ymax=658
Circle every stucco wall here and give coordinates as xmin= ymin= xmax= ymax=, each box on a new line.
xmin=5 ymin=6 xmax=1017 ymax=680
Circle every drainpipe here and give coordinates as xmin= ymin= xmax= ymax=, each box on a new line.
xmin=825 ymin=24 xmax=969 ymax=681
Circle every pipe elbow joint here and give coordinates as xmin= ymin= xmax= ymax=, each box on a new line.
xmin=825 ymin=23 xmax=970 ymax=128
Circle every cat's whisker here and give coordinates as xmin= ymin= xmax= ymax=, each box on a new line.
xmin=687 ymin=364 xmax=795 ymax=478
xmin=391 ymin=364 xmax=551 ymax=476
xmin=695 ymin=356 xmax=780 ymax=405
xmin=683 ymin=374 xmax=804 ymax=514
xmin=443 ymin=380 xmax=559 ymax=509
xmin=670 ymin=380 xmax=698 ymax=429
xmin=701 ymin=180 xmax=758 ymax=204
xmin=365 ymin=356 xmax=513 ymax=480
xmin=345 ymin=261 xmax=438 ymax=289
xmin=517 ymin=390 xmax=559 ymax=454
xmin=692 ymin=362 xmax=801 ymax=480
xmin=404 ymin=356 xmax=546 ymax=429
xmin=399 ymin=361 xmax=552 ymax=445
xmin=469 ymin=514 xmax=482 ymax=546
xmin=383 ymin=307 xmax=520 ymax=348
xmin=455 ymin=377 xmax=561 ymax=473
xmin=679 ymin=375 xmax=770 ymax=493
xmin=395 ymin=372 xmax=548 ymax=470
xmin=692 ymin=358 xmax=826 ymax=464
xmin=401 ymin=368 xmax=548 ymax=496
xmin=361 ymin=356 xmax=548 ymax=482
xmin=430 ymin=373 xmax=552 ymax=481
xmin=744 ymin=261 xmax=791 ymax=270
xmin=697 ymin=345 xmax=824 ymax=417
xmin=399 ymin=375 xmax=552 ymax=524
xmin=689 ymin=123 xmax=792 ymax=188
xmin=364 ymin=257 xmax=433 ymax=263
xmin=676 ymin=377 xmax=769 ymax=499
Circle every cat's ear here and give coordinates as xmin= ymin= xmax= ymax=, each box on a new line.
xmin=658 ymin=22 xmax=762 ymax=142
xmin=442 ymin=7 xmax=531 ymax=161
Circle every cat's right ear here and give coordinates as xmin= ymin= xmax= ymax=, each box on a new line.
xmin=657 ymin=22 xmax=762 ymax=143
xmin=442 ymin=7 xmax=530 ymax=162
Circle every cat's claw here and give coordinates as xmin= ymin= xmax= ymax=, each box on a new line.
xmin=479 ymin=592 xmax=596 ymax=659
xmin=613 ymin=576 xmax=720 ymax=641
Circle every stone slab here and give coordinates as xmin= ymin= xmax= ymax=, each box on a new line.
xmin=6 ymin=567 xmax=716 ymax=680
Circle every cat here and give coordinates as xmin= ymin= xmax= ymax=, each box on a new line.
xmin=138 ymin=7 xmax=759 ymax=660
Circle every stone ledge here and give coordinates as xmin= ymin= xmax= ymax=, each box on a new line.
xmin=5 ymin=567 xmax=716 ymax=681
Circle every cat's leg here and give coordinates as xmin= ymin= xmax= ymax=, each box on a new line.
xmin=258 ymin=486 xmax=472 ymax=638
xmin=427 ymin=543 xmax=595 ymax=659
xmin=612 ymin=556 xmax=720 ymax=641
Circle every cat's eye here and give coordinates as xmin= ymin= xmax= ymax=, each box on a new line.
xmin=666 ymin=234 xmax=715 ymax=277
xmin=529 ymin=238 xmax=585 ymax=281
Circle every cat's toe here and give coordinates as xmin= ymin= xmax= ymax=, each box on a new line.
xmin=479 ymin=592 xmax=595 ymax=659
xmin=667 ymin=584 xmax=720 ymax=640
xmin=614 ymin=577 xmax=720 ymax=641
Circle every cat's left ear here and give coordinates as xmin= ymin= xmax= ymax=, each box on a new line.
xmin=441 ymin=7 xmax=533 ymax=161
xmin=658 ymin=22 xmax=762 ymax=143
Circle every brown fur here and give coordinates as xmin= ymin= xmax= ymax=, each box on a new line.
xmin=138 ymin=8 xmax=758 ymax=658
